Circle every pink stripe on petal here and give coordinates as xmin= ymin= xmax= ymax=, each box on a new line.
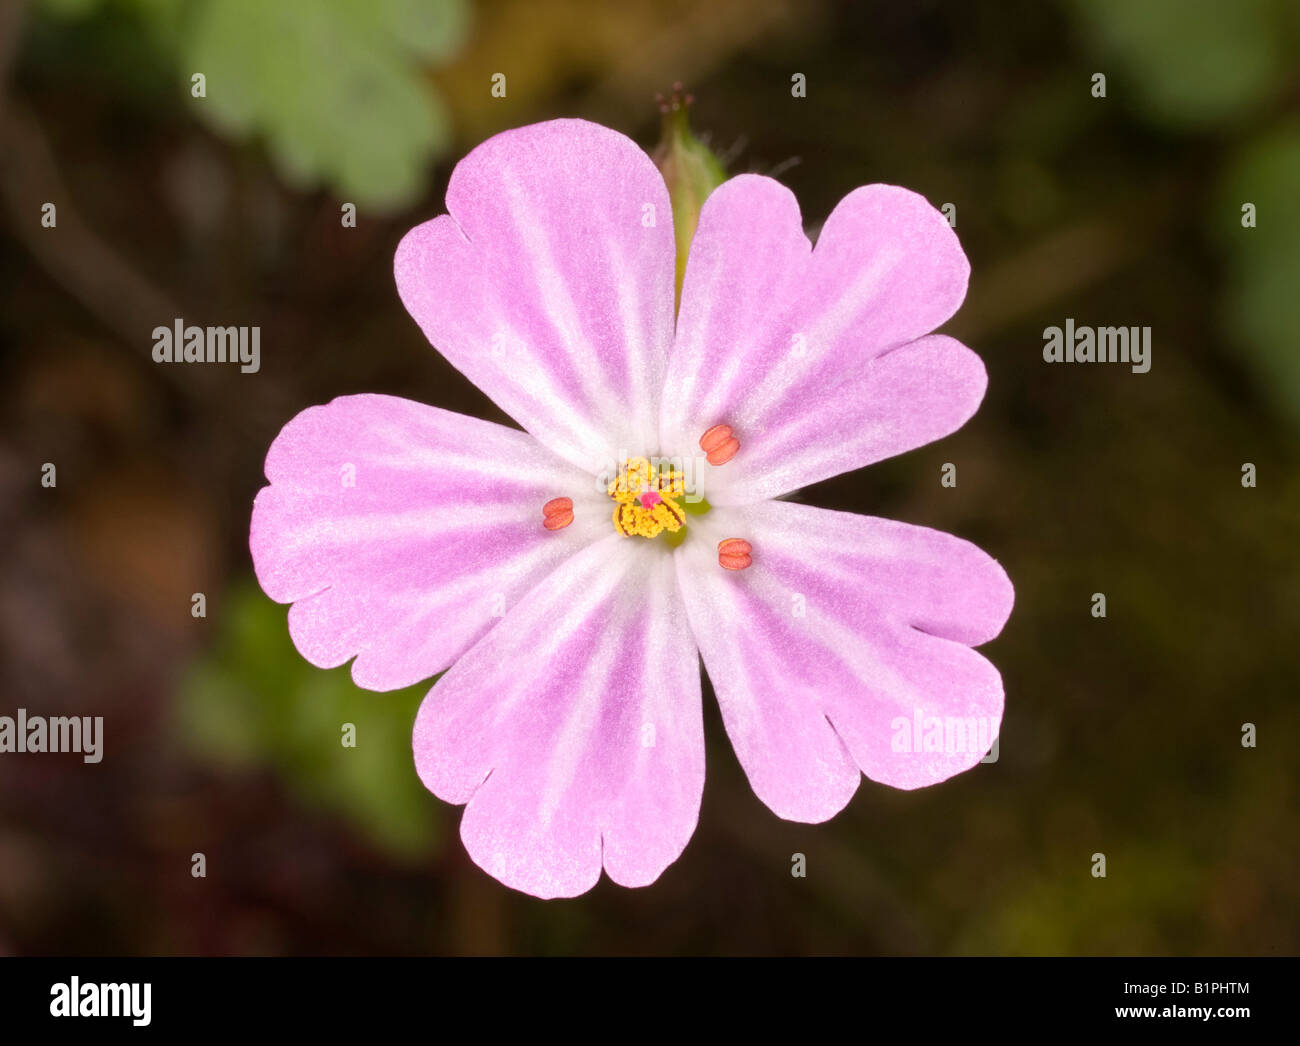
xmin=413 ymin=538 xmax=703 ymax=899
xmin=664 ymin=177 xmax=975 ymax=502
xmin=677 ymin=502 xmax=1012 ymax=820
xmin=395 ymin=119 xmax=676 ymax=473
xmin=716 ymin=334 xmax=987 ymax=505
xmin=662 ymin=175 xmax=810 ymax=457
xmin=250 ymin=394 xmax=603 ymax=691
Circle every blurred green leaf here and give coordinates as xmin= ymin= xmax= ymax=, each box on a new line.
xmin=35 ymin=0 xmax=468 ymax=207
xmin=184 ymin=0 xmax=467 ymax=209
xmin=1068 ymin=0 xmax=1291 ymax=129
xmin=1215 ymin=123 xmax=1300 ymax=427
xmin=178 ymin=582 xmax=441 ymax=860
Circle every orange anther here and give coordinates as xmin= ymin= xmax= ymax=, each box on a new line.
xmin=717 ymin=537 xmax=752 ymax=571
xmin=699 ymin=424 xmax=732 ymax=453
xmin=542 ymin=497 xmax=574 ymax=531
xmin=705 ymin=436 xmax=739 ymax=466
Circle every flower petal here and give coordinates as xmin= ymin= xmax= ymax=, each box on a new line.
xmin=724 ymin=333 xmax=986 ymax=504
xmin=676 ymin=501 xmax=1012 ymax=822
xmin=663 ymin=176 xmax=976 ymax=504
xmin=250 ymin=394 xmax=605 ymax=691
xmin=395 ymin=118 xmax=676 ymax=474
xmin=413 ymin=537 xmax=703 ymax=898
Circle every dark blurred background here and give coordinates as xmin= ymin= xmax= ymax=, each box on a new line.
xmin=1 ymin=0 xmax=1297 ymax=955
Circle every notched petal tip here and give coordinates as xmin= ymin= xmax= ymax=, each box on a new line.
xmin=411 ymin=539 xmax=704 ymax=899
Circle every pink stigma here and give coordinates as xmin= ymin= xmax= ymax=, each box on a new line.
xmin=639 ymin=491 xmax=662 ymax=509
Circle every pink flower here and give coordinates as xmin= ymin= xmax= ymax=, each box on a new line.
xmin=250 ymin=119 xmax=1013 ymax=899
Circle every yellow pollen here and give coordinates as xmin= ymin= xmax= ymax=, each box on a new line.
xmin=607 ymin=457 xmax=687 ymax=538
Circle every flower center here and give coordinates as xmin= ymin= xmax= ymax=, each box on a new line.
xmin=608 ymin=457 xmax=687 ymax=538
